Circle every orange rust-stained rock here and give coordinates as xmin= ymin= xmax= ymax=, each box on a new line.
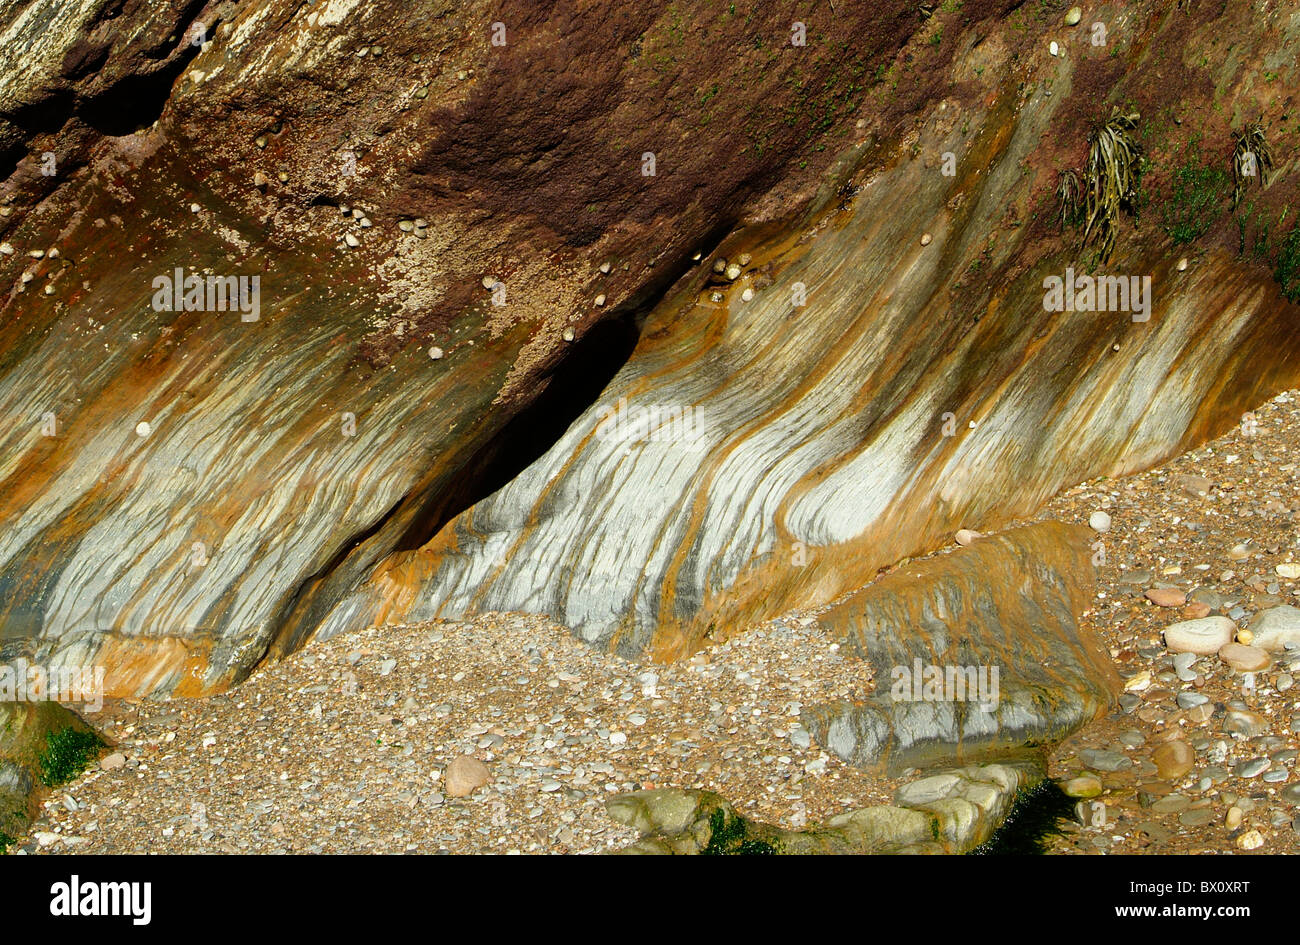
xmin=5 ymin=1 xmax=1300 ymax=699
xmin=319 ymin=42 xmax=1300 ymax=659
xmin=2 ymin=1 xmax=953 ymax=694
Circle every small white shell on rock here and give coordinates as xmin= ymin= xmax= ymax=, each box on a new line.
xmin=398 ymin=220 xmax=415 ymax=232
xmin=482 ymin=275 xmax=496 ymax=290
xmin=713 ymin=258 xmax=728 ymax=274
xmin=344 ymin=233 xmax=360 ymax=247
xmin=1177 ymin=257 xmax=1189 ymax=271
xmin=594 ymin=294 xmax=606 ymax=306
xmin=562 ymin=327 xmax=575 ymax=342
xmin=737 ymin=253 xmax=752 ymax=266
xmin=428 ymin=346 xmax=444 ymax=360
xmin=741 ymin=288 xmax=754 ymax=302
xmin=725 ymin=263 xmax=743 ymax=281
xmin=1049 ymin=41 xmax=1060 ymax=56
xmin=955 ymin=528 xmax=983 ymax=546
xmin=1065 ymin=6 xmax=1082 ymax=26
xmin=599 ymin=262 xmax=612 ymax=274
xmin=920 ymin=233 xmax=933 ymax=246
xmin=0 ymin=242 xmax=13 ymax=255
xmin=135 ymin=421 xmax=152 ymax=437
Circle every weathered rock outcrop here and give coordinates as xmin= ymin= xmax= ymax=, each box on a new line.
xmin=0 ymin=0 xmax=960 ymax=694
xmin=3 ymin=2 xmax=1300 ymax=697
xmin=801 ymin=522 xmax=1118 ymax=774
xmin=321 ymin=3 xmax=1300 ymax=660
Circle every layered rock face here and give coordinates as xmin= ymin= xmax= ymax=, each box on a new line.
xmin=323 ymin=3 xmax=1300 ymax=659
xmin=2 ymin=1 xmax=1300 ymax=699
xmin=801 ymin=523 xmax=1118 ymax=774
xmin=0 ymin=0 xmax=947 ymax=694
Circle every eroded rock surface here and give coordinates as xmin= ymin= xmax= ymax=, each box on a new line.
xmin=0 ymin=1 xmax=948 ymax=694
xmin=801 ymin=522 xmax=1118 ymax=774
xmin=324 ymin=5 xmax=1300 ymax=662
xmin=3 ymin=2 xmax=1300 ymax=699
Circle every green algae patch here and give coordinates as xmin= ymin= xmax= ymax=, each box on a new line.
xmin=968 ymin=780 xmax=1075 ymax=855
xmin=38 ymin=727 xmax=105 ymax=788
xmin=701 ymin=807 xmax=782 ymax=856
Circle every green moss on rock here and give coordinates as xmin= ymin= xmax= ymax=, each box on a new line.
xmin=38 ymin=727 xmax=104 ymax=788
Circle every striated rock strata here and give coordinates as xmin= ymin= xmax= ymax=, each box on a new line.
xmin=325 ymin=3 xmax=1300 ymax=660
xmin=0 ymin=0 xmax=953 ymax=694
xmin=3 ymin=2 xmax=1300 ymax=698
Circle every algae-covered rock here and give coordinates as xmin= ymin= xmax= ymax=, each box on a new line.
xmin=0 ymin=701 xmax=102 ymax=848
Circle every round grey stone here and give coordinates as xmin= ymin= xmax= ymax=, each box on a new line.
xmin=1079 ymin=748 xmax=1132 ymax=772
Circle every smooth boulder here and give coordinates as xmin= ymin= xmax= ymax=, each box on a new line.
xmin=1164 ymin=617 xmax=1236 ymax=655
xmin=801 ymin=522 xmax=1118 ymax=774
